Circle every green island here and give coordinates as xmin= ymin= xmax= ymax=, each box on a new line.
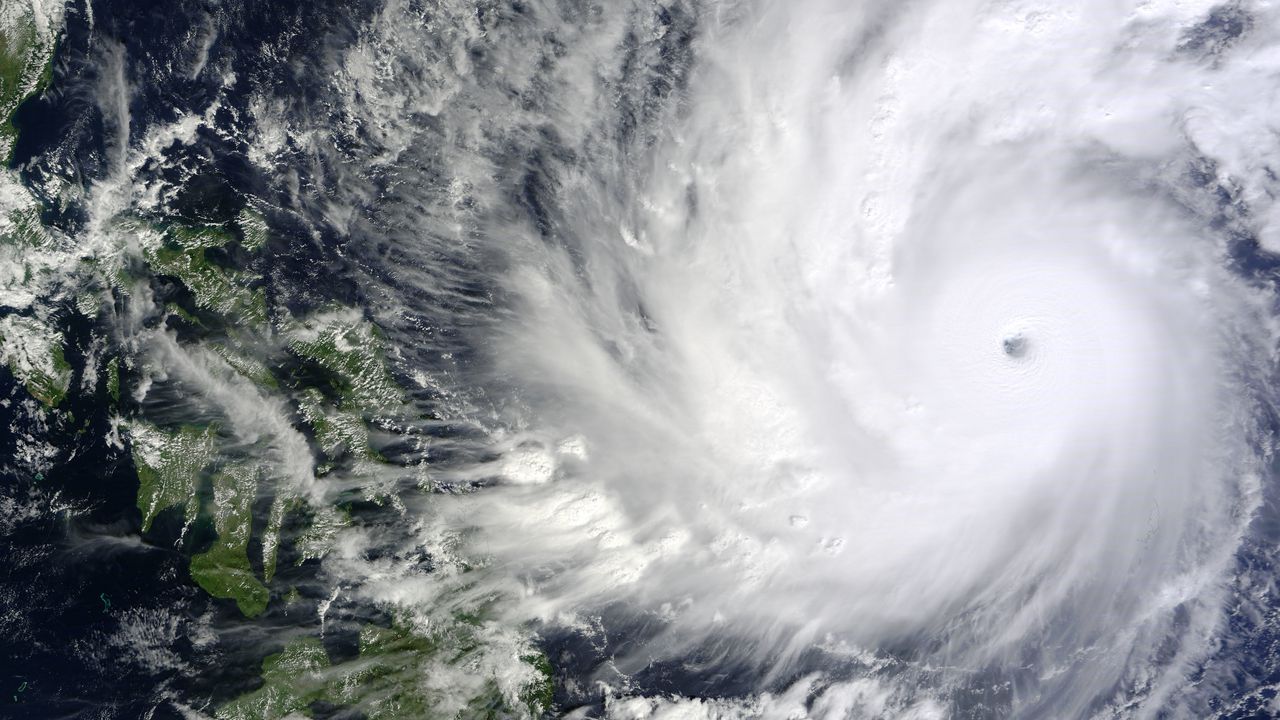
xmin=189 ymin=462 xmax=269 ymax=618
xmin=121 ymin=215 xmax=557 ymax=717
xmin=130 ymin=422 xmax=218 ymax=533
xmin=0 ymin=314 xmax=70 ymax=407
xmin=0 ymin=6 xmax=67 ymax=409
xmin=105 ymin=356 xmax=120 ymax=402
xmin=0 ymin=4 xmax=57 ymax=160
xmin=144 ymin=224 xmax=268 ymax=324
xmin=0 ymin=15 xmax=559 ymax=710
xmin=217 ymin=622 xmax=554 ymax=720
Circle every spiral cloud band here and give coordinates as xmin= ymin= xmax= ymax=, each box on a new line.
xmin=10 ymin=0 xmax=1280 ymax=715
xmin=381 ymin=0 xmax=1280 ymax=716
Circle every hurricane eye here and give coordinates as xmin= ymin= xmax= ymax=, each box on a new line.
xmin=1002 ymin=332 xmax=1028 ymax=358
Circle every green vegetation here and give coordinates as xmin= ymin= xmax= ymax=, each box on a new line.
xmin=0 ymin=7 xmax=57 ymax=161
xmin=285 ymin=311 xmax=403 ymax=487
xmin=238 ymin=208 xmax=270 ymax=252
xmin=106 ymin=191 xmax=539 ymax=720
xmin=74 ymin=290 xmax=100 ymax=318
xmin=169 ymin=223 xmax=235 ymax=250
xmin=294 ymin=502 xmax=351 ymax=565
xmin=130 ymin=423 xmax=217 ymax=532
xmin=297 ymin=387 xmax=380 ymax=461
xmin=216 ymin=636 xmax=332 ymax=720
xmin=105 ymin=357 xmax=120 ymax=402
xmin=165 ymin=302 xmax=203 ymax=327
xmin=3 ymin=206 xmax=51 ymax=249
xmin=210 ymin=340 xmax=279 ymax=389
xmin=327 ymin=623 xmax=438 ymax=718
xmin=146 ymin=241 xmax=267 ymax=324
xmin=0 ymin=22 xmax=31 ymax=104
xmin=129 ymin=417 xmax=272 ymax=618
xmin=518 ymin=653 xmax=555 ymax=717
xmin=261 ymin=494 xmax=294 ymax=583
xmin=38 ymin=341 xmax=69 ymax=406
xmin=288 ymin=310 xmax=402 ymax=413
xmin=0 ymin=17 xmax=35 ymax=156
xmin=189 ymin=462 xmax=269 ymax=617
xmin=218 ymin=618 xmax=555 ymax=720
xmin=2 ymin=19 xmax=541 ymax=718
xmin=0 ymin=314 xmax=70 ymax=407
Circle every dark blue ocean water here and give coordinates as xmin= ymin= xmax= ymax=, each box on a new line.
xmin=5 ymin=1 xmax=1280 ymax=718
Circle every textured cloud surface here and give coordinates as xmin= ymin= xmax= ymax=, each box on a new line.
xmin=45 ymin=0 xmax=1276 ymax=715
xmin=370 ymin=1 xmax=1280 ymax=716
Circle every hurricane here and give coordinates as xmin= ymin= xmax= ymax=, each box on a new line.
xmin=3 ymin=0 xmax=1280 ymax=718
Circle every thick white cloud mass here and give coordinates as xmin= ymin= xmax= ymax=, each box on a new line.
xmin=305 ymin=0 xmax=1280 ymax=716
xmin=17 ymin=0 xmax=1280 ymax=714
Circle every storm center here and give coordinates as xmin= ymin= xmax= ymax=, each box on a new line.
xmin=1002 ymin=332 xmax=1029 ymax=358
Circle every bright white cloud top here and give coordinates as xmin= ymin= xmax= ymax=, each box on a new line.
xmin=16 ymin=0 xmax=1280 ymax=715
xmin=359 ymin=0 xmax=1280 ymax=716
